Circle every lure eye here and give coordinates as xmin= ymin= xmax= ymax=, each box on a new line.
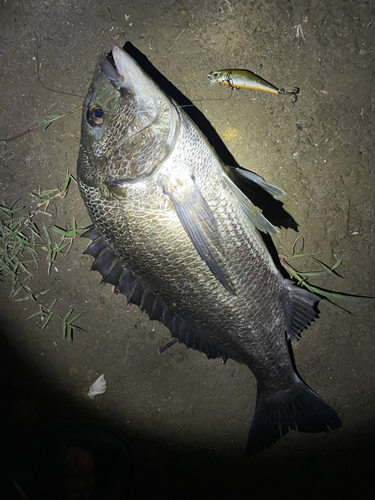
xmin=87 ymin=105 xmax=105 ymax=128
xmin=207 ymin=71 xmax=220 ymax=83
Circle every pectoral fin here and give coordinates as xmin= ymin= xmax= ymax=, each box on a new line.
xmin=164 ymin=178 xmax=235 ymax=294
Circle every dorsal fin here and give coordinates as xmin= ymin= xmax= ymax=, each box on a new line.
xmin=226 ymin=166 xmax=285 ymax=199
xmin=223 ymin=173 xmax=277 ymax=234
xmin=81 ymin=226 xmax=237 ymax=362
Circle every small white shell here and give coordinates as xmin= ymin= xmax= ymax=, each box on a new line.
xmin=87 ymin=374 xmax=107 ymax=399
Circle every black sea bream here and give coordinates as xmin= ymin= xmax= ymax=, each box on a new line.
xmin=77 ymin=45 xmax=341 ymax=455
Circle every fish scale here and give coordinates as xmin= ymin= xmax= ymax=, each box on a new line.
xmin=77 ymin=45 xmax=342 ymax=455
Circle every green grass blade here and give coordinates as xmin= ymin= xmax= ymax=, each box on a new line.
xmin=280 ymin=257 xmax=375 ymax=303
xmin=302 ymin=256 xmax=343 ymax=278
xmin=27 ymin=310 xmax=43 ymax=320
xmin=51 ymin=226 xmax=70 ymax=236
xmin=42 ymin=311 xmax=53 ymax=329
xmin=42 ymin=224 xmax=52 ymax=247
xmin=307 ymin=285 xmax=375 ymax=303
xmin=48 ymin=299 xmax=57 ymax=311
xmin=67 ymin=313 xmax=81 ymax=324
xmin=60 ymin=173 xmax=72 ymax=196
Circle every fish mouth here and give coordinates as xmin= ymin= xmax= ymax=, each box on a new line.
xmin=108 ymin=46 xmax=124 ymax=76
xmin=100 ymin=46 xmax=126 ymax=89
xmin=100 ymin=46 xmax=147 ymax=92
xmin=104 ymin=50 xmax=115 ymax=69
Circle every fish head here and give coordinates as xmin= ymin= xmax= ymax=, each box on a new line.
xmin=78 ymin=46 xmax=180 ymax=190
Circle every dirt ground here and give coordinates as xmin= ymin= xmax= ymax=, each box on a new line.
xmin=1 ymin=0 xmax=374 ymax=498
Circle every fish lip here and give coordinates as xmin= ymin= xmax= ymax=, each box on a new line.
xmin=111 ymin=46 xmax=124 ymax=76
xmin=105 ymin=46 xmax=126 ymax=70
xmin=104 ymin=50 xmax=115 ymax=67
xmin=99 ymin=47 xmax=125 ymax=87
xmin=104 ymin=50 xmax=116 ymax=69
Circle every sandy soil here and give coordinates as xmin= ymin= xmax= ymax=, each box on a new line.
xmin=1 ymin=0 xmax=374 ymax=498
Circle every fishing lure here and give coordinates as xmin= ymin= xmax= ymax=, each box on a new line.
xmin=207 ymin=69 xmax=299 ymax=98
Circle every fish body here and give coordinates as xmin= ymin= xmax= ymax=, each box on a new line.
xmin=77 ymin=46 xmax=341 ymax=455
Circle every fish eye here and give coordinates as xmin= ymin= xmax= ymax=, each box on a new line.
xmin=87 ymin=105 xmax=105 ymax=128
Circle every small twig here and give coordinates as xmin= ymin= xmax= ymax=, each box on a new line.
xmin=1 ymin=107 xmax=82 ymax=146
xmin=20 ymin=0 xmax=85 ymax=99
xmin=294 ymin=16 xmax=308 ymax=42
xmin=158 ymin=338 xmax=179 ymax=354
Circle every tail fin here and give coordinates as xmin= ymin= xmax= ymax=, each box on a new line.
xmin=246 ymin=380 xmax=342 ymax=456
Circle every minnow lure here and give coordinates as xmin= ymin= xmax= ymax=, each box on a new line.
xmin=207 ymin=69 xmax=299 ymax=98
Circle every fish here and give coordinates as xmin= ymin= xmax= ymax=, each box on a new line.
xmin=77 ymin=45 xmax=342 ymax=455
xmin=207 ymin=69 xmax=300 ymax=99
